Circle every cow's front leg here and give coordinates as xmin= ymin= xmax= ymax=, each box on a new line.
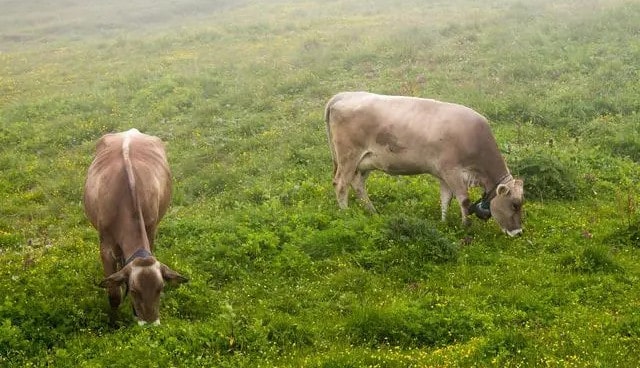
xmin=457 ymin=195 xmax=472 ymax=226
xmin=441 ymin=175 xmax=471 ymax=226
xmin=146 ymin=224 xmax=157 ymax=252
xmin=99 ymin=236 xmax=121 ymax=319
xmin=438 ymin=180 xmax=453 ymax=222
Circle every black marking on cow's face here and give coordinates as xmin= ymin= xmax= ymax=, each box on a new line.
xmin=376 ymin=130 xmax=406 ymax=153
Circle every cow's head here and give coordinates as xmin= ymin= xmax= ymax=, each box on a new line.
xmin=99 ymin=257 xmax=187 ymax=325
xmin=490 ymin=179 xmax=524 ymax=237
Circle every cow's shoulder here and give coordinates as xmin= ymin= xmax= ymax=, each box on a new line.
xmin=117 ymin=130 xmax=165 ymax=157
xmin=94 ymin=132 xmax=124 ymax=154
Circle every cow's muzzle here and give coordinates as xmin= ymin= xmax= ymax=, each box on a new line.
xmin=505 ymin=228 xmax=523 ymax=237
xmin=137 ymin=319 xmax=161 ymax=326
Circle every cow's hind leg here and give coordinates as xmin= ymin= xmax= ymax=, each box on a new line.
xmin=439 ymin=180 xmax=453 ymax=222
xmin=352 ymin=170 xmax=376 ymax=213
xmin=333 ymin=162 xmax=357 ymax=210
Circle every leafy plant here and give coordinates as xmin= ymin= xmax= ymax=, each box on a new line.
xmin=512 ymin=151 xmax=580 ymax=201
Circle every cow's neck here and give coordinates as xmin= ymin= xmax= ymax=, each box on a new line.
xmin=481 ymin=158 xmax=512 ymax=196
xmin=119 ymin=219 xmax=152 ymax=264
xmin=482 ymin=166 xmax=512 ymax=198
xmin=476 ymin=141 xmax=512 ymax=192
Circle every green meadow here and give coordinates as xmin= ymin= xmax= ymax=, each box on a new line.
xmin=1 ymin=0 xmax=639 ymax=366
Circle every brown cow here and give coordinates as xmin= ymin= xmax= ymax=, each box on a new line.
xmin=84 ymin=129 xmax=187 ymax=325
xmin=325 ymin=92 xmax=524 ymax=236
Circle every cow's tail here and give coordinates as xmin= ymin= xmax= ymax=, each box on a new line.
xmin=324 ymin=94 xmax=342 ymax=178
xmin=122 ymin=133 xmax=151 ymax=251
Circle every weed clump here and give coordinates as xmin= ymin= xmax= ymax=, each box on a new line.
xmin=355 ymin=215 xmax=458 ymax=281
xmin=379 ymin=215 xmax=459 ymax=264
xmin=266 ymin=314 xmax=315 ymax=351
xmin=608 ymin=136 xmax=640 ymax=162
xmin=345 ymin=302 xmax=485 ymax=348
xmin=512 ymin=152 xmax=579 ymax=201
xmin=559 ymin=245 xmax=622 ymax=273
xmin=618 ymin=314 xmax=640 ymax=338
xmin=0 ymin=320 xmax=29 ymax=361
xmin=604 ymin=221 xmax=640 ymax=248
xmin=477 ymin=329 xmax=528 ymax=361
xmin=300 ymin=218 xmax=368 ymax=260
xmin=0 ymin=232 xmax=24 ymax=250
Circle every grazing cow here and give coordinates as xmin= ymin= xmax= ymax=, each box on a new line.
xmin=324 ymin=92 xmax=524 ymax=237
xmin=84 ymin=129 xmax=187 ymax=325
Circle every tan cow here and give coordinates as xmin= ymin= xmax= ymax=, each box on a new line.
xmin=84 ymin=129 xmax=187 ymax=325
xmin=325 ymin=92 xmax=524 ymax=236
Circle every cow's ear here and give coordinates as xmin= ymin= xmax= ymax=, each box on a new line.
xmin=99 ymin=269 xmax=129 ymax=288
xmin=160 ymin=264 xmax=188 ymax=285
xmin=496 ymin=183 xmax=511 ymax=196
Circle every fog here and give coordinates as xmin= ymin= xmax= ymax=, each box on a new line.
xmin=0 ymin=0 xmax=246 ymax=47
xmin=1 ymin=0 xmax=632 ymax=55
xmin=1 ymin=0 xmax=626 ymax=49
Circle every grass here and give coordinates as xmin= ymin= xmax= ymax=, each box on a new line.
xmin=1 ymin=0 xmax=640 ymax=366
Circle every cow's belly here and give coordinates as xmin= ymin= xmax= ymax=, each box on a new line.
xmin=358 ymin=150 xmax=436 ymax=176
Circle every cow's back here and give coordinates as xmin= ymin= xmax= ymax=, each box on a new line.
xmin=125 ymin=132 xmax=172 ymax=227
xmin=326 ymin=92 xmax=501 ymax=175
xmin=328 ymin=92 xmax=489 ymax=139
xmin=84 ymin=130 xmax=171 ymax=234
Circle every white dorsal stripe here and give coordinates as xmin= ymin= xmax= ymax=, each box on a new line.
xmin=121 ymin=128 xmax=152 ymax=251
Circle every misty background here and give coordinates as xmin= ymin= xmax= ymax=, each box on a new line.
xmin=0 ymin=0 xmax=248 ymax=48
